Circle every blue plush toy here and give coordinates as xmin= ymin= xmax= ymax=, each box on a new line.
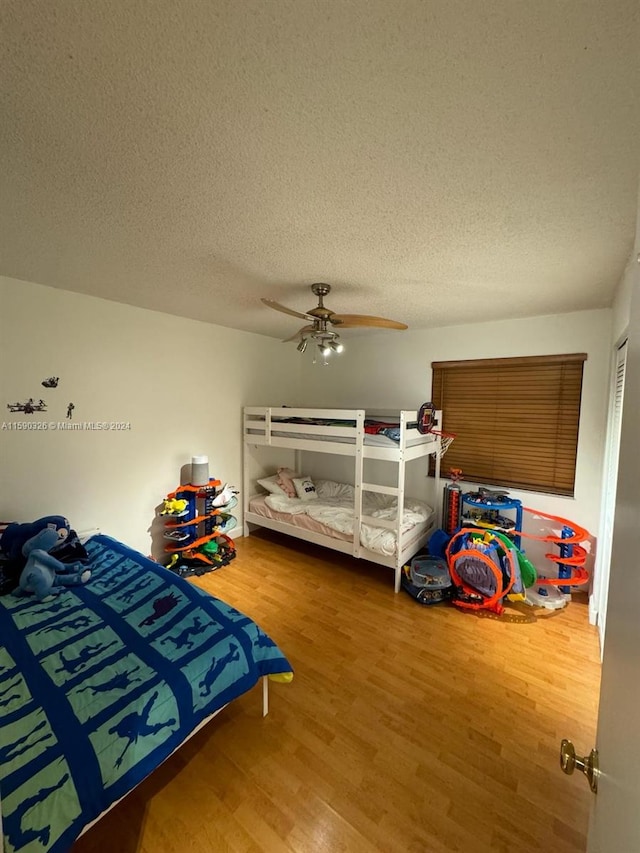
xmin=16 ymin=529 xmax=91 ymax=601
xmin=1 ymin=516 xmax=70 ymax=565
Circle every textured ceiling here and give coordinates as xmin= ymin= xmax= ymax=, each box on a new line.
xmin=1 ymin=1 xmax=639 ymax=340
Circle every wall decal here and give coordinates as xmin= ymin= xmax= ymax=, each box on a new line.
xmin=6 ymin=399 xmax=47 ymax=414
xmin=41 ymin=377 xmax=59 ymax=389
xmin=66 ymin=403 xmax=75 ymax=420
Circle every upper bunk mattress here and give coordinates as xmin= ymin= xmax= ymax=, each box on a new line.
xmin=246 ymin=428 xmax=400 ymax=447
xmin=244 ymin=409 xmax=442 ymax=462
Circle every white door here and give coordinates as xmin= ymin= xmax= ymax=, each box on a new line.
xmin=586 ymin=268 xmax=640 ymax=851
xmin=593 ymin=339 xmax=627 ymax=653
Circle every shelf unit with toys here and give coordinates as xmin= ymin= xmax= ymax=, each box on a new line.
xmin=461 ymin=488 xmax=523 ymax=548
xmin=160 ymin=472 xmax=239 ymax=579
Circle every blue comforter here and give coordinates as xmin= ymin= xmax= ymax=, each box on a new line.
xmin=0 ymin=535 xmax=292 ymax=853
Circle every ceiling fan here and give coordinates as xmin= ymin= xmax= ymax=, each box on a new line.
xmin=262 ymin=283 xmax=408 ymax=355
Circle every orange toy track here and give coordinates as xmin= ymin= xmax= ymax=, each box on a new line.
xmin=446 ymin=528 xmax=518 ymax=615
xmin=165 ymin=510 xmax=229 ymax=528
xmin=444 ymin=508 xmax=590 ymax=614
xmin=166 ymin=533 xmax=236 ymax=564
xmin=164 ymin=529 xmax=237 ymax=555
xmin=164 ymin=531 xmax=221 ymax=553
xmin=166 ymin=479 xmax=221 ymax=499
xmin=518 ymin=507 xmax=590 ymax=588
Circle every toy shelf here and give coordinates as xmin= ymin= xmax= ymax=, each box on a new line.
xmin=160 ymin=477 xmax=238 ymax=578
xmin=461 ymin=493 xmax=523 ymax=549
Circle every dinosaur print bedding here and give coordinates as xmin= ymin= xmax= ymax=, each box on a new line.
xmin=0 ymin=534 xmax=292 ymax=853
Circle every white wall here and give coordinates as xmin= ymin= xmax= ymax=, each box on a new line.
xmin=0 ymin=276 xmax=299 ymax=554
xmin=0 ymin=277 xmax=614 ymax=561
xmin=612 ymin=253 xmax=636 ymax=344
xmin=298 ymin=309 xmax=612 ymax=537
xmin=611 ymin=184 xmax=639 ymax=343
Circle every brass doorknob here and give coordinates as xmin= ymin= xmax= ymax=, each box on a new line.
xmin=560 ymin=739 xmax=599 ymax=793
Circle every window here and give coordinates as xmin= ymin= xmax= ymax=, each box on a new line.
xmin=431 ymin=353 xmax=587 ymax=496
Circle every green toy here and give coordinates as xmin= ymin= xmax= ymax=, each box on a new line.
xmin=489 ymin=529 xmax=537 ymax=587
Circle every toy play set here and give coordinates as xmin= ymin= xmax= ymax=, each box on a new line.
xmin=400 ymin=554 xmax=453 ymax=605
xmin=403 ymin=406 xmax=591 ymax=615
xmin=406 ymin=482 xmax=591 ymax=615
xmin=160 ymin=456 xmax=239 ymax=578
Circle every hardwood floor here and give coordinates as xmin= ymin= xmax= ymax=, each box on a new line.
xmin=73 ymin=531 xmax=601 ymax=853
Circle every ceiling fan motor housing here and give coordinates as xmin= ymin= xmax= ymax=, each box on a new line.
xmin=308 ymin=283 xmax=333 ymax=321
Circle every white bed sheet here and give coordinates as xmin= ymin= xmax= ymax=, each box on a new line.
xmin=263 ymin=479 xmax=433 ymax=556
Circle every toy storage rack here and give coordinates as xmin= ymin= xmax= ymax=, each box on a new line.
xmin=162 ymin=478 xmax=236 ymax=577
xmin=461 ymin=493 xmax=523 ymax=549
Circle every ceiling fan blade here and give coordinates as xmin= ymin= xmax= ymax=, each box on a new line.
xmin=330 ymin=314 xmax=408 ymax=330
xmin=262 ymin=298 xmax=315 ymax=322
xmin=281 ymin=325 xmax=314 ymax=343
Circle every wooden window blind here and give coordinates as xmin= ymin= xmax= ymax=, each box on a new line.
xmin=431 ymin=354 xmax=587 ymax=496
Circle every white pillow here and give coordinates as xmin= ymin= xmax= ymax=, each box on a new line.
xmin=293 ymin=476 xmax=318 ymax=501
xmin=256 ymin=475 xmax=285 ymax=495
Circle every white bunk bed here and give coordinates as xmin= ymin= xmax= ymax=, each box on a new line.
xmin=242 ymin=407 xmax=443 ymax=592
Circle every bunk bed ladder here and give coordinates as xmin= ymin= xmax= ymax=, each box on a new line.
xmin=434 ymin=429 xmax=442 ymax=529
xmin=393 ymin=411 xmax=408 ymax=592
xmin=352 ymin=410 xmax=365 ymax=559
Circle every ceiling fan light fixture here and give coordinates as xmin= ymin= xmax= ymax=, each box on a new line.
xmin=263 ymin=283 xmax=407 ymax=352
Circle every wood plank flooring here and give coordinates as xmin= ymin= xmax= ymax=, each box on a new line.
xmin=73 ymin=531 xmax=601 ymax=853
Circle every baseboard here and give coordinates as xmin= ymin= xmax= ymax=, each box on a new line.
xmin=588 ymin=594 xmax=598 ymax=626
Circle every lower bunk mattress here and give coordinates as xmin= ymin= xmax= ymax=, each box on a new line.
xmin=0 ymin=534 xmax=292 ymax=853
xmin=249 ymin=479 xmax=434 ymax=557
